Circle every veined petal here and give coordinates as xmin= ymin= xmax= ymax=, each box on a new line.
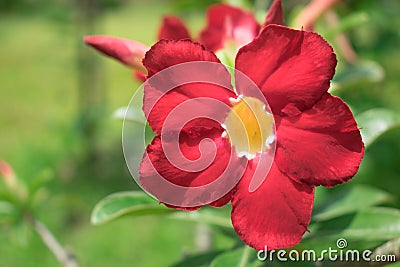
xmin=235 ymin=25 xmax=336 ymax=116
xmin=142 ymin=40 xmax=235 ymax=134
xmin=231 ymin=160 xmax=314 ymax=250
xmin=143 ymin=39 xmax=221 ymax=76
xmin=263 ymin=0 xmax=284 ymax=27
xmin=275 ymin=93 xmax=364 ymax=187
xmin=84 ymin=35 xmax=148 ymax=70
xmin=167 ymin=187 xmax=232 ymax=209
xmin=200 ymin=4 xmax=260 ymax=52
xmin=139 ymin=132 xmax=246 ymax=209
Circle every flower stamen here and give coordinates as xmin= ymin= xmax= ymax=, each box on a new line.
xmin=223 ymin=96 xmax=274 ymax=159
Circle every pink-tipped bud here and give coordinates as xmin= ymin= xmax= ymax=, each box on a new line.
xmin=0 ymin=160 xmax=14 ymax=181
xmin=0 ymin=160 xmax=18 ymax=193
xmin=84 ymin=35 xmax=148 ymax=71
xmin=0 ymin=160 xmax=28 ymax=201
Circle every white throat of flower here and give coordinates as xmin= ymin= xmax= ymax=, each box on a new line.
xmin=222 ymin=96 xmax=275 ymax=159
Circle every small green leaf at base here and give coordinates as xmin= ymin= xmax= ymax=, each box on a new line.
xmin=356 ymin=108 xmax=400 ymax=147
xmin=210 ymin=247 xmax=257 ymax=267
xmin=312 ymin=184 xmax=393 ymax=222
xmin=306 ymin=207 xmax=400 ymax=244
xmin=170 ymin=250 xmax=225 ymax=267
xmin=113 ymin=106 xmax=146 ymax=124
xmin=91 ymin=191 xmax=173 ymax=225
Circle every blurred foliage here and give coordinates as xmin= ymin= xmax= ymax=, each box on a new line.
xmin=170 ymin=0 xmax=220 ymax=13
xmin=0 ymin=0 xmax=127 ymax=12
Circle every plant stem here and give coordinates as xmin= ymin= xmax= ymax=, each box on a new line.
xmin=33 ymin=220 xmax=79 ymax=267
xmin=237 ymin=245 xmax=252 ymax=267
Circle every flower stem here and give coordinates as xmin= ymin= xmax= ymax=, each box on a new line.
xmin=237 ymin=245 xmax=252 ymax=267
xmin=33 ymin=220 xmax=79 ymax=267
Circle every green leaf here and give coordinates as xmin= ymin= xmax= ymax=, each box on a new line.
xmin=356 ymin=108 xmax=400 ymax=147
xmin=337 ymin=12 xmax=369 ymax=33
xmin=301 ymin=208 xmax=400 ymax=253
xmin=224 ymin=0 xmax=251 ymax=9
xmin=215 ymin=50 xmax=234 ymax=71
xmin=116 ymin=105 xmax=155 ymax=144
xmin=169 ymin=207 xmax=232 ymax=229
xmin=307 ymin=207 xmax=400 ymax=242
xmin=170 ymin=250 xmax=225 ymax=267
xmin=9 ymin=220 xmax=31 ymax=246
xmin=325 ymin=12 xmax=369 ymax=38
xmin=332 ymin=60 xmax=384 ymax=86
xmin=91 ymin=191 xmax=173 ymax=225
xmin=386 ymin=262 xmax=400 ymax=267
xmin=0 ymin=200 xmax=17 ymax=222
xmin=210 ymin=247 xmax=257 ymax=267
xmin=113 ymin=106 xmax=146 ymax=124
xmin=0 ymin=188 xmax=12 ymax=201
xmin=144 ymin=122 xmax=156 ymax=145
xmin=171 ymin=0 xmax=220 ymax=13
xmin=312 ymin=184 xmax=393 ymax=221
xmin=28 ymin=169 xmax=53 ymax=195
xmin=261 ymin=259 xmax=317 ymax=267
xmin=91 ymin=191 xmax=234 ymax=230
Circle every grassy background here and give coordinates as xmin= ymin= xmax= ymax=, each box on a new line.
xmin=0 ymin=2 xmax=233 ymax=266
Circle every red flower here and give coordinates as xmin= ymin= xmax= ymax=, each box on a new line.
xmin=138 ymin=23 xmax=364 ymax=250
xmin=84 ymin=1 xmax=283 ymax=81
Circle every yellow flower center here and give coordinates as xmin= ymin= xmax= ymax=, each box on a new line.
xmin=223 ymin=96 xmax=274 ymax=159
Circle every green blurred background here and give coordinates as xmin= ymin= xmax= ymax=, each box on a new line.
xmin=0 ymin=0 xmax=399 ymax=266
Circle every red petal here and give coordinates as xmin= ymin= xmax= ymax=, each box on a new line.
xmin=144 ymin=85 xmax=235 ymax=134
xmin=166 ymin=191 xmax=231 ymax=210
xmin=143 ymin=39 xmax=220 ymax=76
xmin=200 ymin=4 xmax=260 ymax=51
xmin=139 ymin=132 xmax=247 ymax=208
xmin=164 ymin=203 xmax=200 ymax=212
xmin=209 ymin=191 xmax=232 ymax=208
xmin=235 ymin=25 xmax=337 ymax=116
xmin=275 ymin=93 xmax=364 ymax=187
xmin=142 ymin=40 xmax=235 ymax=134
xmin=231 ymin=160 xmax=314 ymax=250
xmin=84 ymin=35 xmax=147 ymax=70
xmin=158 ymin=16 xmax=191 ymax=41
xmin=263 ymin=0 xmax=284 ymax=26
